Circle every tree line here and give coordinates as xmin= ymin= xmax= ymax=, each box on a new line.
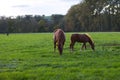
xmin=0 ymin=0 xmax=119 ymax=33
xmin=0 ymin=14 xmax=64 ymax=33
xmin=65 ymin=0 xmax=120 ymax=32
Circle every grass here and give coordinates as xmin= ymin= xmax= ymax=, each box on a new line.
xmin=0 ymin=32 xmax=120 ymax=80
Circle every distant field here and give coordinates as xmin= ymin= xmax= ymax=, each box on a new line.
xmin=0 ymin=32 xmax=120 ymax=80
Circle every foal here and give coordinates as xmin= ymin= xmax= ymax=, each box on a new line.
xmin=70 ymin=33 xmax=95 ymax=51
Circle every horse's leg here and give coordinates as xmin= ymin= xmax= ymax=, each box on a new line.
xmin=84 ymin=43 xmax=86 ymax=49
xmin=81 ymin=43 xmax=86 ymax=50
xmin=70 ymin=42 xmax=75 ymax=52
xmin=70 ymin=43 xmax=72 ymax=52
xmin=54 ymin=41 xmax=56 ymax=53
xmin=81 ymin=43 xmax=84 ymax=50
xmin=70 ymin=42 xmax=72 ymax=50
xmin=58 ymin=43 xmax=62 ymax=55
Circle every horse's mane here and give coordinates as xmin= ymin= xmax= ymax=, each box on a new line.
xmin=85 ymin=33 xmax=94 ymax=43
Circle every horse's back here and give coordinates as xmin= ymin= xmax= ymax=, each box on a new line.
xmin=54 ymin=29 xmax=65 ymax=42
xmin=71 ymin=33 xmax=90 ymax=42
xmin=71 ymin=34 xmax=82 ymax=42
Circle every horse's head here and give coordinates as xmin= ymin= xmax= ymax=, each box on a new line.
xmin=86 ymin=34 xmax=95 ymax=51
xmin=91 ymin=42 xmax=95 ymax=51
xmin=58 ymin=43 xmax=63 ymax=55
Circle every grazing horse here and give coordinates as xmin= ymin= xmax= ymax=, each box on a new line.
xmin=53 ymin=29 xmax=66 ymax=55
xmin=70 ymin=33 xmax=95 ymax=51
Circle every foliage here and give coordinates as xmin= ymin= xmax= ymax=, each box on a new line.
xmin=65 ymin=0 xmax=120 ymax=31
xmin=0 ymin=32 xmax=120 ymax=80
xmin=0 ymin=14 xmax=64 ymax=33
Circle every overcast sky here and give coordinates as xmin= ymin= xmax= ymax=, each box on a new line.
xmin=0 ymin=0 xmax=81 ymax=17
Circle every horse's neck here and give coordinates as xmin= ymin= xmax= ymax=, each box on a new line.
xmin=89 ymin=39 xmax=94 ymax=47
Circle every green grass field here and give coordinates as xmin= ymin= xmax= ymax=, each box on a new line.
xmin=0 ymin=32 xmax=120 ymax=80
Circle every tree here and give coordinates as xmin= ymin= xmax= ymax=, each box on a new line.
xmin=0 ymin=16 xmax=8 ymax=33
xmin=51 ymin=14 xmax=64 ymax=30
xmin=65 ymin=0 xmax=120 ymax=32
xmin=38 ymin=19 xmax=47 ymax=32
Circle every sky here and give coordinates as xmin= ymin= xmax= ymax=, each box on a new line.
xmin=0 ymin=0 xmax=81 ymax=17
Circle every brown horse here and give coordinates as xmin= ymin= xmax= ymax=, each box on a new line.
xmin=53 ymin=29 xmax=66 ymax=55
xmin=70 ymin=33 xmax=95 ymax=51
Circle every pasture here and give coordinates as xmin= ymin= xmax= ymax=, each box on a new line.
xmin=0 ymin=32 xmax=120 ymax=80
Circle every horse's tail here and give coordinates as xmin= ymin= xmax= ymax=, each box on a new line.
xmin=85 ymin=33 xmax=95 ymax=50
